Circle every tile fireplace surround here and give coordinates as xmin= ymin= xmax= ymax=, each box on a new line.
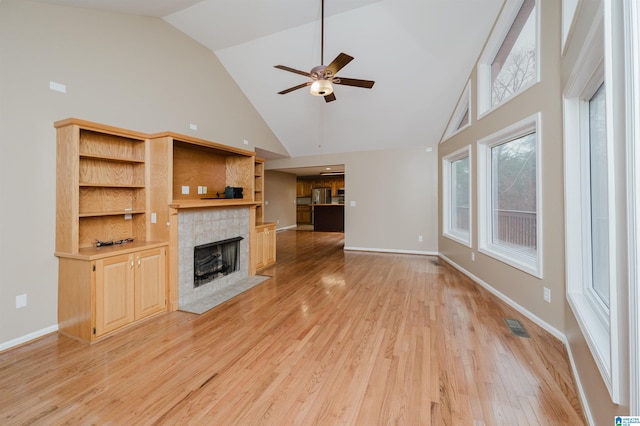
xmin=177 ymin=207 xmax=250 ymax=309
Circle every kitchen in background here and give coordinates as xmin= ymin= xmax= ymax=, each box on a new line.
xmin=296 ymin=174 xmax=345 ymax=232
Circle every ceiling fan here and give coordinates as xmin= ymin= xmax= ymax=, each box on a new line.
xmin=274 ymin=0 xmax=375 ymax=103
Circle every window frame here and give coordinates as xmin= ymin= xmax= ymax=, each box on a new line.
xmin=624 ymin=0 xmax=640 ymax=412
xmin=442 ymin=146 xmax=472 ymax=247
xmin=477 ymin=0 xmax=540 ymax=119
xmin=562 ymin=3 xmax=621 ymax=403
xmin=477 ymin=113 xmax=542 ymax=278
xmin=441 ymin=81 xmax=472 ymax=142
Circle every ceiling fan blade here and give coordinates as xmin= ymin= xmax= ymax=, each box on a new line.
xmin=325 ymin=53 xmax=354 ymax=76
xmin=278 ymin=82 xmax=310 ymax=95
xmin=274 ymin=65 xmax=311 ymax=77
xmin=324 ymin=93 xmax=336 ymax=103
xmin=334 ymin=77 xmax=375 ymax=89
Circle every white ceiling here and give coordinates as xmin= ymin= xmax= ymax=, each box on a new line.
xmin=32 ymin=0 xmax=504 ymax=159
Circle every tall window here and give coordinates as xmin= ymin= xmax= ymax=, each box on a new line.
xmin=588 ymin=83 xmax=610 ymax=308
xmin=563 ymin=6 xmax=620 ymax=402
xmin=443 ymin=146 xmax=471 ymax=246
xmin=478 ymin=0 xmax=539 ymax=116
xmin=491 ymin=132 xmax=537 ymax=253
xmin=478 ymin=114 xmax=541 ymax=276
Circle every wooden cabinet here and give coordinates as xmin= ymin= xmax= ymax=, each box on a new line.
xmin=55 ymin=119 xmax=150 ymax=253
xmin=58 ymin=244 xmax=167 ymax=343
xmin=55 ymin=118 xmax=169 ymax=343
xmin=296 ymin=205 xmax=312 ymax=224
xmin=296 ymin=177 xmax=343 ymax=197
xmin=296 ymin=181 xmax=312 ymax=197
xmin=254 ymin=158 xmax=264 ymax=223
xmin=254 ymin=223 xmax=276 ymax=270
xmin=95 ymin=253 xmax=135 ymax=336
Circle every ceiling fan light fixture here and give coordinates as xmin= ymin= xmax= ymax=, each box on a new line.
xmin=310 ymin=79 xmax=333 ymax=96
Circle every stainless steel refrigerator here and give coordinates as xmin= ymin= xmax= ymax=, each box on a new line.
xmin=311 ymin=187 xmax=331 ymax=205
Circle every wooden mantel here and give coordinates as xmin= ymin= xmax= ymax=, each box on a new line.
xmin=169 ymin=199 xmax=259 ymax=210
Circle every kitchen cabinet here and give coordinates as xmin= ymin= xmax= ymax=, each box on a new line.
xmin=330 ymin=178 xmax=345 ymax=196
xmin=296 ymin=181 xmax=312 ymax=197
xmin=58 ymin=244 xmax=168 ymax=343
xmin=254 ymin=223 xmax=276 ymax=270
xmin=296 ymin=205 xmax=312 ymax=224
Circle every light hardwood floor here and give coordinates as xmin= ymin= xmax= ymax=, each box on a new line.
xmin=0 ymin=230 xmax=585 ymax=425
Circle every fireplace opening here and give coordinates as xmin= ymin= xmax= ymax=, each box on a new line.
xmin=193 ymin=236 xmax=243 ymax=288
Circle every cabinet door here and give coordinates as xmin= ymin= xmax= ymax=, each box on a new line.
xmin=95 ymin=254 xmax=135 ymax=337
xmin=265 ymin=226 xmax=276 ymax=265
xmin=135 ymin=247 xmax=167 ymax=320
xmin=255 ymin=227 xmax=266 ymax=270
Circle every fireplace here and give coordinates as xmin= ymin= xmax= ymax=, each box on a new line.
xmin=193 ymin=236 xmax=243 ymax=287
xmin=177 ymin=207 xmax=250 ymax=309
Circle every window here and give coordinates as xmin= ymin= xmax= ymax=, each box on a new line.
xmin=478 ymin=0 xmax=539 ymax=116
xmin=442 ymin=81 xmax=471 ymax=142
xmin=563 ymin=5 xmax=621 ymax=402
xmin=588 ymin=83 xmax=610 ymax=308
xmin=477 ymin=114 xmax=541 ymax=277
xmin=443 ymin=146 xmax=471 ymax=246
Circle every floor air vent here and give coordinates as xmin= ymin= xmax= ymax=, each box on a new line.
xmin=505 ymin=318 xmax=530 ymax=338
xmin=431 ymin=259 xmax=441 ymax=266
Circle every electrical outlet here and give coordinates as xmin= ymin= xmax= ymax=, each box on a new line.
xmin=189 ymin=123 xmax=198 ymax=130
xmin=243 ymin=139 xmax=249 ymax=145
xmin=350 ymin=201 xmax=356 ymax=207
xmin=471 ymin=252 xmax=475 ymax=261
xmin=16 ymin=294 xmax=27 ymax=309
xmin=151 ymin=212 xmax=157 ymax=224
xmin=203 ymin=186 xmax=207 ymax=194
xmin=182 ymin=185 xmax=189 ymax=195
xmin=418 ymin=235 xmax=423 ymax=242
xmin=197 ymin=186 xmax=203 ymax=195
xmin=544 ymin=287 xmax=551 ymax=303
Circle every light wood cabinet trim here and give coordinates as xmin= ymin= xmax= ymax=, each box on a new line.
xmin=149 ymin=131 xmax=255 ymax=157
xmin=55 ymin=241 xmax=168 ymax=260
xmin=57 ymin=258 xmax=93 ymax=342
xmin=54 ymin=118 xmax=149 ymax=140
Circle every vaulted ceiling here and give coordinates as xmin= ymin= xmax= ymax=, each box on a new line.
xmin=33 ymin=0 xmax=504 ymax=158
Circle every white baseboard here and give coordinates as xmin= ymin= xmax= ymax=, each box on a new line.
xmin=438 ymin=253 xmax=594 ymax=425
xmin=344 ymin=246 xmax=439 ymax=256
xmin=276 ymin=224 xmax=297 ymax=231
xmin=0 ymin=324 xmax=58 ymax=353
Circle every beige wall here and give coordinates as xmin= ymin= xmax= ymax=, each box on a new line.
xmin=438 ymin=0 xmax=631 ymax=422
xmin=263 ymin=171 xmax=296 ymax=228
xmin=438 ymin=0 xmax=566 ymax=330
xmin=266 ymin=145 xmax=439 ymax=254
xmin=0 ymin=0 xmax=286 ymax=347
